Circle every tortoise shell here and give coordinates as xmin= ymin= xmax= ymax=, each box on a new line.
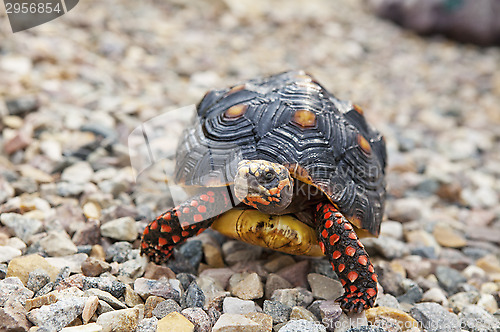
xmin=174 ymin=71 xmax=386 ymax=236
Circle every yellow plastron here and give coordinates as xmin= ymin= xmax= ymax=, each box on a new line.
xmin=211 ymin=209 xmax=324 ymax=257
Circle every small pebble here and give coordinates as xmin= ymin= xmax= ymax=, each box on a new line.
xmin=152 ymin=299 xmax=182 ymax=319
xmin=223 ymin=297 xmax=256 ymax=314
xmin=289 ymin=306 xmax=318 ymax=321
xmin=135 ymin=317 xmax=158 ymax=332
xmin=39 ymin=231 xmax=78 ymax=257
xmin=27 ymin=297 xmax=86 ymax=331
xmin=0 ymin=277 xmax=34 ymax=306
xmin=95 ymin=307 xmax=140 ymax=332
xmin=211 ymin=313 xmax=261 ymax=332
xmin=0 ymin=298 xmax=31 ymax=332
xmin=307 ymin=273 xmax=343 ymax=301
xmin=181 ymin=307 xmax=213 ymax=332
xmin=82 ymin=295 xmax=99 ymax=324
xmin=279 ymin=319 xmax=327 ymax=332
xmin=231 ymin=272 xmax=263 ymax=300
xmin=100 ymin=217 xmax=138 ymax=242
xmin=157 ymin=312 xmax=194 ymax=332
xmin=134 ymin=278 xmax=181 ymax=302
xmin=183 ymin=281 xmax=205 ymax=308
xmin=271 ymin=288 xmax=314 ymax=308
xmin=263 ymin=300 xmax=291 ymax=324
xmin=410 ymin=302 xmax=460 ymax=331
xmin=458 ymin=305 xmax=500 ymax=332
xmin=84 ymin=288 xmax=127 ymax=310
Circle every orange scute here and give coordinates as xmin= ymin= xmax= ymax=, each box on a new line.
xmin=347 ymin=271 xmax=359 ymax=282
xmin=292 ymin=109 xmax=317 ymax=128
xmin=345 ymin=246 xmax=356 ymax=256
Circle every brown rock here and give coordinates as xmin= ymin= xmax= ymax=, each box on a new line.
xmin=265 ymin=273 xmax=293 ymax=299
xmin=263 ymin=255 xmax=296 ymax=273
xmin=366 ymin=306 xmax=420 ymax=330
xmin=82 ymin=295 xmax=99 ymax=324
xmin=54 ymin=274 xmax=85 ymax=291
xmin=4 ymin=130 xmax=32 ymax=154
xmin=89 ymin=245 xmax=106 ymax=261
xmin=25 ymin=292 xmax=58 ymax=311
xmin=124 ymin=284 xmax=143 ymax=307
xmin=231 ymin=273 xmax=263 ymax=300
xmin=81 ymin=257 xmax=111 ymax=277
xmin=144 ymin=295 xmax=166 ymax=318
xmin=72 ymin=220 xmax=101 ymax=246
xmin=433 ymin=223 xmax=467 ymax=248
xmin=199 ymin=268 xmax=234 ymax=290
xmin=465 ymin=226 xmax=500 ymax=244
xmin=0 ymin=299 xmax=31 ymax=331
xmin=144 ymin=262 xmax=176 ymax=280
xmin=203 ymin=243 xmax=225 ymax=268
xmin=7 ymin=254 xmax=59 ymax=285
xmin=276 ymin=260 xmax=310 ymax=288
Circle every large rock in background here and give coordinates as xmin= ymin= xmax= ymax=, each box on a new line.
xmin=366 ymin=0 xmax=500 ymax=45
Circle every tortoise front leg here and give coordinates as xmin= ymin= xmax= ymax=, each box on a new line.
xmin=316 ymin=202 xmax=378 ymax=313
xmin=141 ymin=187 xmax=233 ymax=264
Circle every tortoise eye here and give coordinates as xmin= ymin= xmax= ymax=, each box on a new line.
xmin=263 ymin=171 xmax=275 ymax=182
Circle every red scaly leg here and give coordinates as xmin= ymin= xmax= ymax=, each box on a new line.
xmin=141 ymin=187 xmax=232 ymax=264
xmin=316 ymin=202 xmax=378 ymax=313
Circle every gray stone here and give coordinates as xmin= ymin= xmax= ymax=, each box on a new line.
xmin=152 ymin=299 xmax=182 ymax=319
xmin=100 ymin=217 xmax=138 ymax=242
xmin=0 ymin=277 xmax=34 ymax=306
xmin=263 ymin=300 xmax=291 ymax=324
xmin=318 ymin=300 xmax=342 ymax=324
xmin=82 ymin=276 xmax=126 ymax=298
xmin=46 ymin=253 xmax=88 ymax=274
xmin=134 ymin=278 xmax=181 ymax=302
xmin=26 ymin=297 xmax=86 ymax=331
xmin=279 ymin=319 xmax=327 ymax=332
xmin=27 ymin=269 xmax=51 ymax=293
xmin=361 ymin=236 xmax=409 ymax=259
xmin=0 ymin=213 xmax=43 ymax=242
xmin=374 ymin=294 xmax=400 ymax=309
xmin=179 ymin=240 xmax=203 ymax=270
xmin=105 ymin=241 xmax=132 ymax=263
xmin=39 ymin=231 xmax=78 ymax=257
xmin=307 ymin=273 xmax=344 ymax=300
xmin=410 ymin=302 xmax=460 ymax=332
xmin=265 ymin=273 xmax=293 ymax=299
xmin=5 ymin=95 xmax=38 ymax=115
xmin=84 ymin=288 xmax=127 ymax=309
xmin=396 ymin=284 xmax=423 ymax=304
xmin=271 ymin=288 xmax=314 ymax=308
xmin=345 ymin=327 xmax=387 ymax=332
xmin=458 ymin=305 xmax=500 ymax=332
xmin=61 ymin=162 xmax=94 ymax=184
xmin=183 ymin=281 xmax=205 ymax=308
xmin=435 ymin=266 xmax=466 ymax=294
xmin=0 ymin=246 xmax=22 ymax=263
xmin=135 ymin=317 xmax=158 ymax=332
xmin=134 ymin=317 xmax=158 ymax=332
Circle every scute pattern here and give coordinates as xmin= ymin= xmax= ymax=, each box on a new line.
xmin=174 ymin=70 xmax=386 ymax=235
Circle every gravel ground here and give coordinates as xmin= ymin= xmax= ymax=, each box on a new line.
xmin=1 ymin=0 xmax=500 ymax=331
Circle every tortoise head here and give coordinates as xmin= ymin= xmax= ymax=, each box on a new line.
xmin=234 ymin=160 xmax=294 ymax=214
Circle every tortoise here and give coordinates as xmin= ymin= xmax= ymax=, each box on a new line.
xmin=141 ymin=70 xmax=387 ymax=313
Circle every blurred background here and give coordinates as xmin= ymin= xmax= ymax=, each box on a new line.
xmin=0 ymin=0 xmax=499 ymax=329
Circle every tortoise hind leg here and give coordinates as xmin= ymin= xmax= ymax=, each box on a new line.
xmin=141 ymin=187 xmax=233 ymax=264
xmin=316 ymin=202 xmax=378 ymax=313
